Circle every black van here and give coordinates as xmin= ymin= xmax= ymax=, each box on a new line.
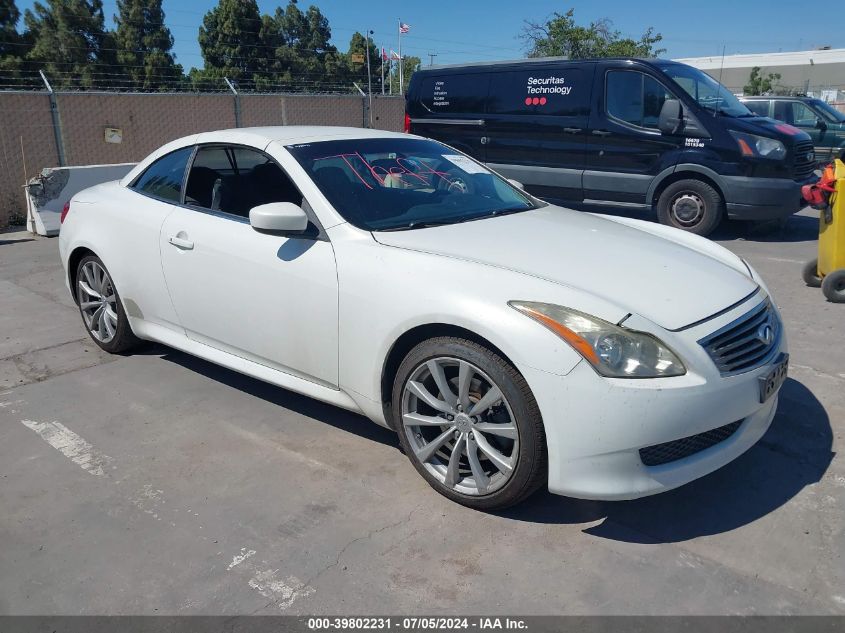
xmin=406 ymin=58 xmax=816 ymax=235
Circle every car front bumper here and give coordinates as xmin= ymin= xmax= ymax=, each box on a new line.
xmin=522 ymin=298 xmax=787 ymax=501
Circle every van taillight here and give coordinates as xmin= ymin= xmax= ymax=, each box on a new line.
xmin=404 ymin=113 xmax=411 ymax=133
xmin=60 ymin=201 xmax=71 ymax=224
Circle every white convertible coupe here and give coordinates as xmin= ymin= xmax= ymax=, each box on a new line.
xmin=59 ymin=126 xmax=788 ymax=509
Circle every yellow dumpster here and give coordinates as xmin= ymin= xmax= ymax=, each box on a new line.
xmin=802 ymin=158 xmax=845 ymax=302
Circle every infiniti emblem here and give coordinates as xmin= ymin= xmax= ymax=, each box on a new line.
xmin=757 ymin=322 xmax=774 ymax=346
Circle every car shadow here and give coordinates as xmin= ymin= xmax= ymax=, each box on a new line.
xmin=151 ymin=344 xmax=399 ymax=448
xmin=147 ymin=344 xmax=831 ymax=542
xmin=497 ymin=377 xmax=833 ymax=543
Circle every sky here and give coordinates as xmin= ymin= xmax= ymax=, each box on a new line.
xmin=13 ymin=0 xmax=845 ymax=70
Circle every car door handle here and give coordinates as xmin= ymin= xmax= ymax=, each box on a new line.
xmin=168 ymin=235 xmax=194 ymax=250
xmin=564 ymin=127 xmax=582 ymax=134
xmin=591 ymin=129 xmax=612 ymax=137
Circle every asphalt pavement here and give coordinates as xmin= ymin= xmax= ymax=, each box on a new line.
xmin=0 ymin=207 xmax=842 ymax=615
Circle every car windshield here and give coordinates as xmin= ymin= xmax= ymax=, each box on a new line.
xmin=658 ymin=63 xmax=753 ymax=118
xmin=286 ymin=137 xmax=540 ymax=231
xmin=811 ymin=99 xmax=845 ymax=123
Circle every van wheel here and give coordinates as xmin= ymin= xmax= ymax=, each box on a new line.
xmin=802 ymin=258 xmax=822 ymax=288
xmin=656 ymin=179 xmax=724 ymax=236
xmin=821 ymin=269 xmax=845 ymax=303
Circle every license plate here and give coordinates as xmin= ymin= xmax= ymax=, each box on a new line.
xmin=759 ymin=353 xmax=789 ymax=403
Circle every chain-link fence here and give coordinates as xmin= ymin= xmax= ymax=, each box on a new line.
xmin=0 ymin=89 xmax=405 ymax=229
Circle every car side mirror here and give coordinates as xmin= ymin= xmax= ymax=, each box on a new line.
xmin=816 ymin=117 xmax=828 ymax=130
xmin=249 ymin=202 xmax=308 ymax=235
xmin=507 ymin=178 xmax=525 ymax=190
xmin=658 ymin=99 xmax=683 ymax=135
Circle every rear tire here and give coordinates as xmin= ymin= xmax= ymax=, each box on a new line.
xmin=802 ymin=258 xmax=822 ymax=288
xmin=392 ymin=337 xmax=546 ymax=510
xmin=821 ymin=269 xmax=845 ymax=303
xmin=75 ymin=255 xmax=140 ymax=354
xmin=656 ymin=179 xmax=724 ymax=236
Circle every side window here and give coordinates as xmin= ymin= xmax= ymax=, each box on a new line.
xmin=773 ymin=101 xmax=789 ymax=122
xmin=791 ymin=102 xmax=818 ymax=127
xmin=606 ymin=70 xmax=674 ymax=130
xmin=184 ymin=145 xmax=303 ymax=219
xmin=744 ymin=101 xmax=770 ymax=117
xmin=132 ymin=146 xmax=194 ymax=203
xmin=488 ymin=68 xmax=588 ymax=116
xmin=419 ymin=74 xmax=490 ymax=114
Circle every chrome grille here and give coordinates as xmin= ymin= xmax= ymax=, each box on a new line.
xmin=639 ymin=420 xmax=743 ymax=466
xmin=792 ymin=139 xmax=816 ymax=181
xmin=698 ymin=300 xmax=780 ymax=376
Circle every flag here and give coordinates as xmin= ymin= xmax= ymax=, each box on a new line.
xmin=382 ymin=47 xmax=388 ymax=62
xmin=399 ymin=23 xmax=410 ymax=34
xmin=390 ymin=50 xmax=401 ymax=60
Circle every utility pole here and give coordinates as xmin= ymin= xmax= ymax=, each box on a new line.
xmin=365 ymin=29 xmax=374 ymax=127
xmin=428 ymin=53 xmax=437 ymax=67
xmin=381 ymin=45 xmax=385 ymax=95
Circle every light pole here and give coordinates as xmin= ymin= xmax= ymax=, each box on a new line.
xmin=365 ymin=29 xmax=374 ymax=127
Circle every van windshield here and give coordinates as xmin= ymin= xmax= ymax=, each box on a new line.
xmin=286 ymin=137 xmax=540 ymax=231
xmin=658 ymin=63 xmax=753 ymax=118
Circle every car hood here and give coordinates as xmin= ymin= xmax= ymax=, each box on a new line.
xmin=372 ymin=206 xmax=758 ymax=331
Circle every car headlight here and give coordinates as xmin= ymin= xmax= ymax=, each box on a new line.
xmin=509 ymin=301 xmax=686 ymax=378
xmin=730 ymin=131 xmax=786 ymax=160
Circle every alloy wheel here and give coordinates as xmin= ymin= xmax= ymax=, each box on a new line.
xmin=77 ymin=260 xmax=119 ymax=343
xmin=401 ymin=357 xmax=519 ymax=496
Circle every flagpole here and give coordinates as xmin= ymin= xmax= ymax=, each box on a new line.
xmin=365 ymin=29 xmax=373 ymax=127
xmin=381 ymin=47 xmax=385 ymax=95
xmin=398 ymin=18 xmax=403 ymax=96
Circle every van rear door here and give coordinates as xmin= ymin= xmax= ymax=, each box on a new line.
xmin=407 ymin=72 xmax=490 ymax=162
xmin=483 ymin=63 xmax=594 ymax=201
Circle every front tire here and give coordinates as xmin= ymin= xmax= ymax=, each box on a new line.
xmin=75 ymin=255 xmax=139 ymax=353
xmin=656 ymin=179 xmax=724 ymax=236
xmin=392 ymin=337 xmax=546 ymax=510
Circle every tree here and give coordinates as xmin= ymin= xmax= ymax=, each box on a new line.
xmin=521 ymin=9 xmax=665 ymax=59
xmin=23 ymin=0 xmax=113 ymax=88
xmin=347 ymin=31 xmax=383 ymax=93
xmin=743 ymin=66 xmax=781 ymax=96
xmin=0 ymin=0 xmax=31 ymax=85
xmin=1 ymin=0 xmax=22 ymax=57
xmin=257 ymin=1 xmax=344 ymax=91
xmin=197 ymin=0 xmax=262 ymax=89
xmin=390 ymin=54 xmax=420 ymax=94
xmin=114 ymin=0 xmax=183 ymax=91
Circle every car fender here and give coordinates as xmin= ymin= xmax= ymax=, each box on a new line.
xmin=329 ymin=225 xmax=631 ymax=417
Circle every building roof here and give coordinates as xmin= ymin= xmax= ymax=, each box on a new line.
xmin=674 ymin=48 xmax=845 ymax=70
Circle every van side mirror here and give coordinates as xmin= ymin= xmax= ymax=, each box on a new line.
xmin=249 ymin=202 xmax=308 ymax=234
xmin=658 ymin=99 xmax=683 ymax=135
